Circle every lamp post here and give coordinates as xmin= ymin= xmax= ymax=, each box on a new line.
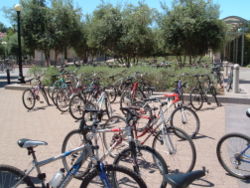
xmin=14 ymin=4 xmax=25 ymax=83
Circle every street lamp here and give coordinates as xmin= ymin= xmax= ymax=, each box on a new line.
xmin=14 ymin=3 xmax=25 ymax=83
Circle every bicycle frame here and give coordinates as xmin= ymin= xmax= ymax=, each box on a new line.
xmin=13 ymin=144 xmax=93 ymax=188
xmin=134 ymin=97 xmax=178 ymax=153
xmin=237 ymin=145 xmax=250 ymax=163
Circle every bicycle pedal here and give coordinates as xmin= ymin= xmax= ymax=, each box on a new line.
xmin=207 ymin=102 xmax=211 ymax=105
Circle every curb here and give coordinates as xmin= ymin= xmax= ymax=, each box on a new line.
xmin=5 ymin=83 xmax=250 ymax=105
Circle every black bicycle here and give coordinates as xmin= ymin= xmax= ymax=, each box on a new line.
xmin=189 ymin=74 xmax=221 ymax=111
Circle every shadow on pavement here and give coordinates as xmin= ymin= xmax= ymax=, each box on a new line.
xmin=198 ymin=106 xmax=218 ymax=112
xmin=191 ymin=178 xmax=215 ymax=187
xmin=193 ymin=133 xmax=215 ymax=140
xmin=0 ymin=81 xmax=19 ymax=88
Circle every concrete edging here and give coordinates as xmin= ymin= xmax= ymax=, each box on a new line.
xmin=5 ymin=83 xmax=250 ymax=105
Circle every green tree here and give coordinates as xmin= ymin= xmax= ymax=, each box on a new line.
xmin=51 ymin=0 xmax=82 ymax=62
xmin=159 ymin=0 xmax=226 ymax=67
xmin=20 ymin=0 xmax=53 ymax=66
xmin=87 ymin=3 xmax=156 ymax=67
xmin=117 ymin=3 xmax=155 ymax=67
xmin=0 ymin=22 xmax=8 ymax=32
xmin=87 ymin=4 xmax=123 ymax=58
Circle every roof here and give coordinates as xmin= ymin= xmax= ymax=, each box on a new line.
xmin=222 ymin=16 xmax=248 ymax=31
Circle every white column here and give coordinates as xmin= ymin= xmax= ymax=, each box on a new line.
xmin=233 ymin=64 xmax=240 ymax=93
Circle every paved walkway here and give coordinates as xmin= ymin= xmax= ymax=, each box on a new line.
xmin=0 ymin=66 xmax=250 ymax=187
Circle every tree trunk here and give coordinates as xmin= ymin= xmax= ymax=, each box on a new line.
xmin=45 ymin=51 xmax=50 ymax=67
xmin=64 ymin=47 xmax=67 ymax=63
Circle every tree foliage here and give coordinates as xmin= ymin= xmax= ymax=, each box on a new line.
xmin=159 ymin=0 xmax=226 ymax=66
xmin=2 ymin=0 xmax=228 ymax=67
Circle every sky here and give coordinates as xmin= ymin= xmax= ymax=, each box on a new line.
xmin=0 ymin=0 xmax=250 ymax=27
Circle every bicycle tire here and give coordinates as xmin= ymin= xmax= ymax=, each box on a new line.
xmin=51 ymin=87 xmax=60 ymax=106
xmin=106 ymin=86 xmax=117 ymax=103
xmin=61 ymin=129 xmax=91 ymax=179
xmin=190 ymin=88 xmax=203 ymax=111
xmin=120 ymin=90 xmax=133 ymax=114
xmin=226 ymin=76 xmax=233 ymax=92
xmin=80 ymin=165 xmax=147 ymax=188
xmin=41 ymin=87 xmax=50 ymax=105
xmin=55 ymin=88 xmax=70 ymax=112
xmin=218 ymin=73 xmax=224 ymax=88
xmin=170 ymin=106 xmax=200 ymax=138
xmin=113 ymin=145 xmax=168 ymax=187
xmin=47 ymin=85 xmax=54 ymax=100
xmin=69 ymin=94 xmax=85 ymax=120
xmin=152 ymin=127 xmax=196 ymax=173
xmin=216 ymin=133 xmax=250 ymax=179
xmin=22 ymin=88 xmax=36 ymax=110
xmin=102 ymin=116 xmax=128 ymax=158
xmin=105 ymin=95 xmax=112 ymax=118
xmin=0 ymin=164 xmax=34 ymax=187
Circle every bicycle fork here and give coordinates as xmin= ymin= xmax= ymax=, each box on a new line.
xmin=161 ymin=127 xmax=176 ymax=155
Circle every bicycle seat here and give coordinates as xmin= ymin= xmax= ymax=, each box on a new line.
xmin=17 ymin=138 xmax=48 ymax=148
xmin=164 ymin=170 xmax=205 ymax=188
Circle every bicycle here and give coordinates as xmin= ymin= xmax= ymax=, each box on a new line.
xmin=134 ymin=82 xmax=200 ymax=139
xmin=211 ymin=63 xmax=224 ymax=88
xmin=69 ymin=79 xmax=113 ymax=120
xmin=216 ymin=109 xmax=250 ymax=179
xmin=22 ymin=76 xmax=50 ymax=110
xmin=62 ymin=108 xmax=168 ymax=187
xmin=0 ymin=136 xmax=146 ymax=187
xmin=189 ymin=74 xmax=221 ymax=111
xmin=110 ymin=97 xmax=198 ymax=173
xmin=119 ymin=73 xmax=150 ymax=114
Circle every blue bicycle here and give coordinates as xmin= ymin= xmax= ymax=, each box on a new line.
xmin=0 ymin=138 xmax=146 ymax=187
xmin=216 ymin=109 xmax=250 ymax=179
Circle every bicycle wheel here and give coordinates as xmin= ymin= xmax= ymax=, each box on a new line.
xmin=120 ymin=91 xmax=133 ymax=113
xmin=216 ymin=133 xmax=250 ymax=179
xmin=82 ymin=101 xmax=98 ymax=126
xmin=0 ymin=164 xmax=34 ymax=187
xmin=226 ymin=76 xmax=233 ymax=92
xmin=102 ymin=116 xmax=128 ymax=158
xmin=22 ymin=88 xmax=36 ymax=110
xmin=170 ymin=106 xmax=200 ymax=138
xmin=61 ymin=129 xmax=91 ymax=179
xmin=190 ymin=88 xmax=203 ymax=111
xmin=152 ymin=127 xmax=196 ymax=173
xmin=105 ymin=96 xmax=113 ymax=118
xmin=51 ymin=87 xmax=61 ymax=106
xmin=55 ymin=88 xmax=70 ymax=112
xmin=41 ymin=87 xmax=50 ymax=105
xmin=106 ymin=86 xmax=117 ymax=103
xmin=218 ymin=73 xmax=224 ymax=88
xmin=69 ymin=94 xmax=85 ymax=120
xmin=80 ymin=165 xmax=147 ymax=188
xmin=47 ymin=85 xmax=54 ymax=100
xmin=113 ymin=145 xmax=168 ymax=187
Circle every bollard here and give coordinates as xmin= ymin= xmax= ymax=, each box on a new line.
xmin=233 ymin=64 xmax=240 ymax=93
xmin=6 ymin=69 xmax=10 ymax=84
xmin=224 ymin=61 xmax=229 ymax=77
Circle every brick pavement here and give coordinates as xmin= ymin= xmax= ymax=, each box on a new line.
xmin=0 ymin=88 xmax=243 ymax=187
